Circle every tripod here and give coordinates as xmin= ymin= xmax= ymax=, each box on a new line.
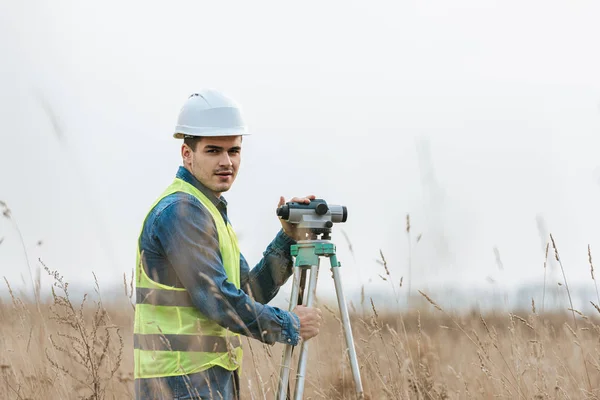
xmin=276 ymin=239 xmax=364 ymax=400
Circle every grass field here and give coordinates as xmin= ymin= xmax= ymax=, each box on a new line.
xmin=2 ymin=265 xmax=600 ymax=400
xmin=2 ymin=201 xmax=600 ymax=399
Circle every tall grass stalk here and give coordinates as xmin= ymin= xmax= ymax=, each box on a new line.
xmin=549 ymin=233 xmax=593 ymax=392
xmin=542 ymin=242 xmax=549 ymax=314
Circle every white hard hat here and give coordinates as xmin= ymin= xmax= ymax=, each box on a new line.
xmin=173 ymin=89 xmax=250 ymax=139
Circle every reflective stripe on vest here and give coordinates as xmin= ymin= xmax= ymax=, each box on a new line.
xmin=134 ymin=178 xmax=243 ymax=379
xmin=134 ymin=334 xmax=242 ymax=352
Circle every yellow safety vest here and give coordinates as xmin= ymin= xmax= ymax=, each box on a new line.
xmin=134 ymin=178 xmax=243 ymax=379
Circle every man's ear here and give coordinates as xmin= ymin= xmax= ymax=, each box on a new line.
xmin=181 ymin=143 xmax=192 ymax=165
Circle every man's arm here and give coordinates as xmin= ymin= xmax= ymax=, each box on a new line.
xmin=152 ymin=195 xmax=300 ymax=346
xmin=239 ymin=230 xmax=296 ymax=304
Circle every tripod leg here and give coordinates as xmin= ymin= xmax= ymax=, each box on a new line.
xmin=331 ymin=261 xmax=364 ymax=399
xmin=297 ymin=268 xmax=307 ymax=308
xmin=277 ymin=266 xmax=304 ymax=400
xmin=293 ymin=264 xmax=320 ymax=400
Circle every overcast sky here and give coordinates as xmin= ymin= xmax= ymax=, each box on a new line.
xmin=1 ymin=1 xmax=600 ymax=305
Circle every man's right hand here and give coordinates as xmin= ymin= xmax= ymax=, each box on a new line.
xmin=292 ymin=305 xmax=323 ymax=341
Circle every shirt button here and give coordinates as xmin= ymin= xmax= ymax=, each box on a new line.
xmin=287 ymin=338 xmax=291 ymax=342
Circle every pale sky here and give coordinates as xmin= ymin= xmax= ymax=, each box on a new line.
xmin=1 ymin=1 xmax=600 ymax=306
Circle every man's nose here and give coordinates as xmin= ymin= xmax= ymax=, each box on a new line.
xmin=219 ymin=152 xmax=233 ymax=167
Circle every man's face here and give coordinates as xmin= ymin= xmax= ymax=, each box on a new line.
xmin=181 ymin=135 xmax=242 ymax=197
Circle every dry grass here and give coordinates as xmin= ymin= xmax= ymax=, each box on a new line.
xmin=2 ymin=271 xmax=600 ymax=400
xmin=2 ymin=201 xmax=600 ymax=399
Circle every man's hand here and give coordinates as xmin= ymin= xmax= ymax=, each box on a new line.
xmin=292 ymin=305 xmax=322 ymax=341
xmin=277 ymin=195 xmax=316 ymax=241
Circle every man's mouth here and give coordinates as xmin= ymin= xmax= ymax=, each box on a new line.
xmin=215 ymin=171 xmax=233 ymax=176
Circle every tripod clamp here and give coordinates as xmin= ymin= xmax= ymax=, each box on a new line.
xmin=276 ymin=240 xmax=364 ymax=400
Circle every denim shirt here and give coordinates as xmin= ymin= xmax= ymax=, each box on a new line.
xmin=136 ymin=166 xmax=300 ymax=398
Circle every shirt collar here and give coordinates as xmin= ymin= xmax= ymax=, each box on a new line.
xmin=176 ymin=166 xmax=228 ymax=210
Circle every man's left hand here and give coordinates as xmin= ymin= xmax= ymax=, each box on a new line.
xmin=277 ymin=195 xmax=316 ymax=241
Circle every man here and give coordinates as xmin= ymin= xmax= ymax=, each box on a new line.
xmin=134 ymin=89 xmax=323 ymax=399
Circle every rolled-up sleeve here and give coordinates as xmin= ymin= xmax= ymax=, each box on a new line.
xmin=151 ymin=195 xmax=300 ymax=345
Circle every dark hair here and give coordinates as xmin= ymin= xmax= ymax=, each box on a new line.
xmin=183 ymin=136 xmax=202 ymax=151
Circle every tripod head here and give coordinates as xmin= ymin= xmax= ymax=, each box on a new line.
xmin=276 ymin=198 xmax=347 ymax=240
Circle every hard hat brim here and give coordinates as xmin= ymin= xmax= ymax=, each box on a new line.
xmin=173 ymin=127 xmax=251 ymax=139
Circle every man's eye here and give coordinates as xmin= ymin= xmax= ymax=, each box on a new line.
xmin=207 ymin=149 xmax=218 ymax=153
xmin=229 ymin=150 xmax=240 ymax=155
